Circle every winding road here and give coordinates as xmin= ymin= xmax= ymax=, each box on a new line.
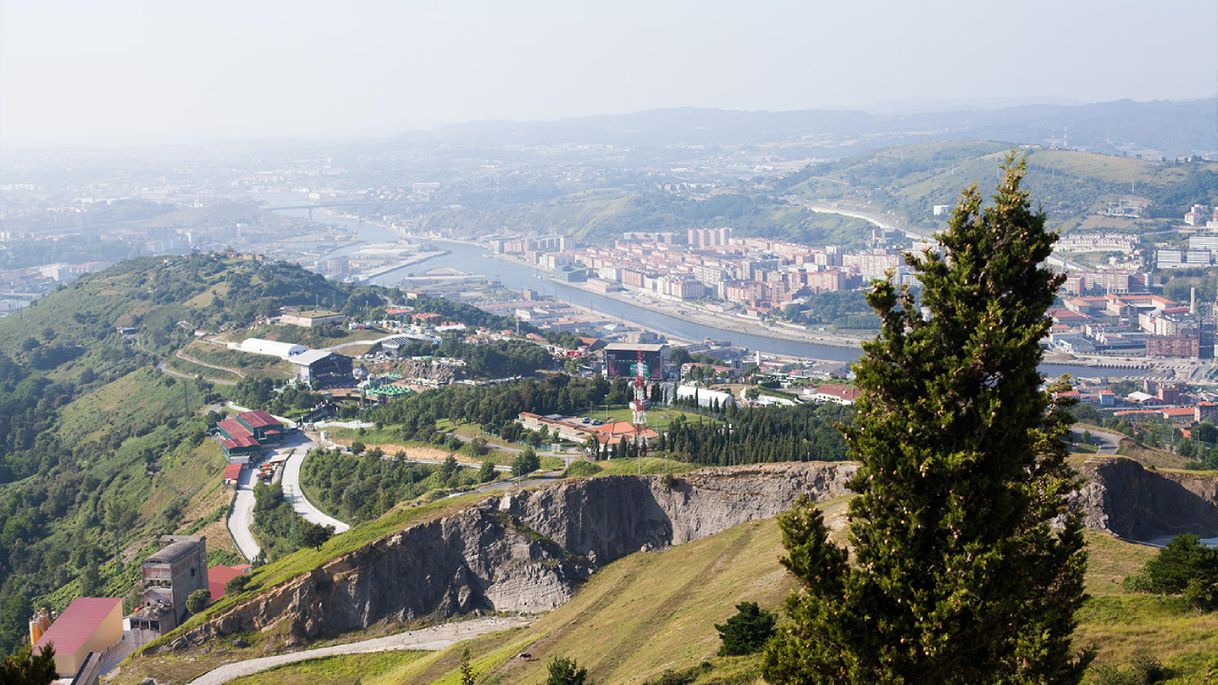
xmin=185 ymin=616 xmax=531 ymax=685
xmin=280 ymin=435 xmax=351 ymax=533
xmin=227 ymin=465 xmax=261 ymax=561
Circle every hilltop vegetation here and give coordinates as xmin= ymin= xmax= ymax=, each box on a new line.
xmin=0 ymin=254 xmax=391 ymax=655
xmin=420 ymin=187 xmax=877 ymax=246
xmin=778 ymin=141 xmax=1218 ymax=232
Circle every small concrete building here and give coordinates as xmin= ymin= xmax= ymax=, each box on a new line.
xmin=33 ymin=597 xmax=123 ymax=678
xmin=279 ymin=310 xmax=345 ymax=328
xmin=130 ymin=536 xmax=207 ymax=633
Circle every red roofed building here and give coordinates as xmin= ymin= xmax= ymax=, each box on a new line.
xmin=208 ymin=564 xmax=252 ymax=600
xmin=222 ymin=462 xmax=243 ymax=487
xmin=807 ymin=384 xmax=863 ymax=405
xmin=590 ymin=421 xmax=659 ymax=445
xmin=33 ymin=597 xmax=123 ymax=677
xmin=215 ymin=411 xmax=285 ymax=462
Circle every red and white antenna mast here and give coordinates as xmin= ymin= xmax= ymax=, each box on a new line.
xmin=631 ymin=349 xmax=649 ymax=457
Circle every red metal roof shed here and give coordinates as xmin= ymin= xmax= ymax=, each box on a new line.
xmin=33 ymin=597 xmax=122 ymax=657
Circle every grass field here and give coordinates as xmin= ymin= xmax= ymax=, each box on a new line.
xmin=384 ymin=516 xmax=797 ymax=684
xmin=228 ymin=651 xmax=427 ymax=685
xmin=57 ymin=367 xmax=205 ymax=445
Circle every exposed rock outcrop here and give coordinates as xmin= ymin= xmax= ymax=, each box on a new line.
xmin=161 ymin=462 xmax=856 ymax=650
xmin=161 ymin=457 xmax=1218 ymax=652
xmin=1072 ymin=458 xmax=1218 ymax=542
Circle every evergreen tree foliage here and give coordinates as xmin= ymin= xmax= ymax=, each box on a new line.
xmin=512 ymin=447 xmax=540 ymax=477
xmin=546 ymin=656 xmax=589 ymax=685
xmin=714 ymin=601 xmax=776 ymax=656
xmin=185 ymin=588 xmax=211 ymax=614
xmin=764 ymin=157 xmax=1090 ymax=683
xmin=460 ymin=646 xmax=476 ymax=685
xmin=1 ymin=643 xmax=56 ymax=685
xmin=1125 ymin=533 xmax=1218 ymax=610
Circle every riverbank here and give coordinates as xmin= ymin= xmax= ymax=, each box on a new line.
xmin=485 ymin=251 xmax=871 ymax=350
xmin=352 ymin=249 xmax=448 ymax=282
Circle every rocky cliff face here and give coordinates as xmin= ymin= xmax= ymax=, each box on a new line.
xmin=161 ymin=462 xmax=856 ymax=649
xmin=162 ymin=457 xmax=1218 ymax=652
xmin=1072 ymin=458 xmax=1218 ymax=542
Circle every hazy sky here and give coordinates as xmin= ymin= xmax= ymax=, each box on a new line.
xmin=2 ymin=0 xmax=1215 ymax=148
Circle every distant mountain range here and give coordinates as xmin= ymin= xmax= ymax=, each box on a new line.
xmin=402 ymin=98 xmax=1216 ymax=159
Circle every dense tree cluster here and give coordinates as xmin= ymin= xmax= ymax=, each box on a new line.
xmin=656 ymin=404 xmax=849 ymax=465
xmin=381 ymin=334 xmax=555 ymax=379
xmin=367 ymin=375 xmax=617 ymax=442
xmin=779 ymin=291 xmax=879 ymax=331
xmin=301 ymin=449 xmax=479 ymax=522
xmin=229 ymin=377 xmax=323 ymax=417
xmin=252 ymin=482 xmax=333 ymax=560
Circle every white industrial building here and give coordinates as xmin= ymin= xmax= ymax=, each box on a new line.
xmin=227 ymin=338 xmax=306 ymax=359
xmin=675 ymin=384 xmax=735 ymax=408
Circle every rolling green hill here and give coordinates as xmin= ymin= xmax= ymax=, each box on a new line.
xmin=0 ymin=254 xmax=380 ymax=655
xmin=420 ymin=187 xmax=877 ymax=247
xmin=781 ymin=141 xmax=1218 ymax=233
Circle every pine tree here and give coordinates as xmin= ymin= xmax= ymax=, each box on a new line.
xmin=763 ymin=156 xmax=1090 ymax=684
xmin=460 ymin=646 xmax=475 ymax=685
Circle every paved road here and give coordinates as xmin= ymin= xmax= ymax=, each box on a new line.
xmin=280 ymin=435 xmax=351 ymax=533
xmin=186 ymin=616 xmax=531 ymax=685
xmin=227 ymin=465 xmax=261 ymax=561
xmin=1073 ymin=426 xmax=1123 ymax=455
xmin=1088 ymin=428 xmax=1123 ymax=455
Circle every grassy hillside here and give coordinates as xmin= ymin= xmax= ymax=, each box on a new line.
xmin=262 ymin=509 xmax=1215 ymax=684
xmin=114 ymin=474 xmax=1218 ymax=684
xmin=420 ymin=187 xmax=877 ymax=247
xmin=782 ymin=141 xmax=1218 ymax=233
xmin=0 ymin=254 xmax=380 ymax=655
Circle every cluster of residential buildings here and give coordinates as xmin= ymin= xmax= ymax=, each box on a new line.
xmin=1184 ymin=203 xmax=1218 ymax=228
xmin=500 ymin=227 xmax=918 ymax=314
xmin=1054 ymin=232 xmax=1139 ymax=254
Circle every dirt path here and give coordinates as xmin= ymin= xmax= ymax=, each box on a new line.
xmin=156 ymin=360 xmax=237 ymax=387
xmin=176 ymin=348 xmax=247 ymax=379
xmin=186 ymin=616 xmax=531 ymax=684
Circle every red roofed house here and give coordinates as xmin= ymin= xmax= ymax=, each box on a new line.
xmin=806 ymin=384 xmax=863 ymax=405
xmin=590 ymin=421 xmax=659 ymax=445
xmin=208 ymin=564 xmax=252 ymax=600
xmin=33 ymin=597 xmax=123 ymax=677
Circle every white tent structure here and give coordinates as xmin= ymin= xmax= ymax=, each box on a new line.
xmin=227 ymin=338 xmax=306 ymax=360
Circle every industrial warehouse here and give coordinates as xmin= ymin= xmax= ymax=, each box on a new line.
xmin=215 ymin=410 xmax=285 ymax=461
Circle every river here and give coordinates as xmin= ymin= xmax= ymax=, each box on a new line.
xmin=266 ymin=203 xmax=1144 ymax=378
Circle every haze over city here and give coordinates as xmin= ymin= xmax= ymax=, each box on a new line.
xmin=4 ymin=2 xmax=1218 ymax=683
xmin=1 ymin=0 xmax=1215 ymax=148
